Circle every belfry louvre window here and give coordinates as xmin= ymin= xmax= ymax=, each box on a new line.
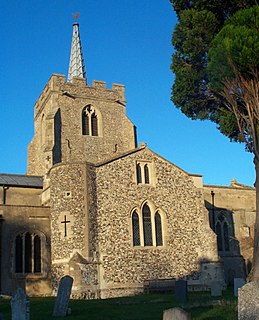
xmin=15 ymin=232 xmax=42 ymax=274
xmin=136 ymin=162 xmax=153 ymax=185
xmin=132 ymin=203 xmax=164 ymax=247
xmin=82 ymin=105 xmax=99 ymax=136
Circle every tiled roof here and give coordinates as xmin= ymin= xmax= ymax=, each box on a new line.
xmin=0 ymin=174 xmax=43 ymax=188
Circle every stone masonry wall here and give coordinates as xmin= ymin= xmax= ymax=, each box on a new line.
xmin=94 ymin=147 xmax=219 ymax=297
xmin=27 ymin=74 xmax=136 ymax=177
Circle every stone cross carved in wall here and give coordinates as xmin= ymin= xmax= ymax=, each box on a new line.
xmin=61 ymin=215 xmax=70 ymax=237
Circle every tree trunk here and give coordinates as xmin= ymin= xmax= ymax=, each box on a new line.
xmin=251 ymin=155 xmax=259 ymax=280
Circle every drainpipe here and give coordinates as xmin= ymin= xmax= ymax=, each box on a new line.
xmin=211 ymin=190 xmax=215 ymax=231
xmin=0 ymin=214 xmax=3 ymax=293
xmin=2 ymin=186 xmax=8 ymax=205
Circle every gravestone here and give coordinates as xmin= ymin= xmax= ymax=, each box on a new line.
xmin=234 ymin=278 xmax=246 ymax=297
xmin=10 ymin=288 xmax=30 ymax=320
xmin=238 ymin=281 xmax=259 ymax=320
xmin=163 ymin=307 xmax=191 ymax=320
xmin=211 ymin=281 xmax=222 ymax=297
xmin=53 ymin=275 xmax=73 ymax=317
xmin=175 ymin=280 xmax=187 ymax=302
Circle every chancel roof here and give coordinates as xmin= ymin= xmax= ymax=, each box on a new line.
xmin=0 ymin=174 xmax=43 ymax=188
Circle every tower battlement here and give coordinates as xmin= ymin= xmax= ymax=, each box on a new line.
xmin=34 ymin=74 xmax=125 ymax=119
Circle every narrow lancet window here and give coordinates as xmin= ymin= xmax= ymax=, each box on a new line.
xmin=82 ymin=110 xmax=89 ymax=135
xmin=34 ymin=235 xmax=41 ymax=273
xmin=132 ymin=211 xmax=141 ymax=246
xmin=144 ymin=164 xmax=150 ymax=184
xmin=155 ymin=212 xmax=163 ymax=246
xmin=143 ymin=204 xmax=153 ymax=246
xmin=15 ymin=235 xmax=23 ymax=273
xmin=91 ymin=113 xmax=98 ymax=136
xmin=136 ymin=163 xmax=142 ymax=184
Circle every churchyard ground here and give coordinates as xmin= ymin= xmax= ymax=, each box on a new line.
xmin=1 ymin=288 xmax=237 ymax=319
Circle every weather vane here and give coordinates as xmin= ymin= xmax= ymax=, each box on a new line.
xmin=72 ymin=12 xmax=80 ymax=20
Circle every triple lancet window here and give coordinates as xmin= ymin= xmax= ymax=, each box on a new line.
xmin=215 ymin=215 xmax=230 ymax=252
xmin=15 ymin=232 xmax=42 ymax=274
xmin=132 ymin=203 xmax=163 ymax=247
xmin=82 ymin=105 xmax=99 ymax=136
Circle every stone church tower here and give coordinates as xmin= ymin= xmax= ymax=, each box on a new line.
xmin=0 ymin=21 xmax=255 ymax=298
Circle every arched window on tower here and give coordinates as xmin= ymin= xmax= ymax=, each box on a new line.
xmin=15 ymin=232 xmax=42 ymax=274
xmin=143 ymin=204 xmax=153 ymax=246
xmin=155 ymin=211 xmax=163 ymax=246
xmin=82 ymin=105 xmax=99 ymax=136
xmin=132 ymin=211 xmax=140 ymax=246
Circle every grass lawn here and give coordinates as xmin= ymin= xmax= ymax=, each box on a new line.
xmin=0 ymin=288 xmax=237 ymax=319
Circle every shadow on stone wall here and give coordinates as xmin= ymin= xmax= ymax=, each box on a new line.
xmin=205 ymin=200 xmax=247 ymax=284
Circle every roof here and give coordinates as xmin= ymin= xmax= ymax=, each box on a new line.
xmin=0 ymin=174 xmax=43 ymax=188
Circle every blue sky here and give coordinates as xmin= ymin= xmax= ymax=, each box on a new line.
xmin=0 ymin=0 xmax=255 ymax=186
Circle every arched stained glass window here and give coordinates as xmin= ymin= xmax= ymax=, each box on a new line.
xmin=143 ymin=204 xmax=153 ymax=246
xmin=215 ymin=215 xmax=230 ymax=252
xmin=132 ymin=211 xmax=140 ymax=246
xmin=155 ymin=212 xmax=163 ymax=246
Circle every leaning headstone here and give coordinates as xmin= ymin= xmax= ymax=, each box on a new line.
xmin=211 ymin=281 xmax=222 ymax=297
xmin=175 ymin=280 xmax=187 ymax=302
xmin=10 ymin=288 xmax=29 ymax=320
xmin=163 ymin=307 xmax=191 ymax=320
xmin=234 ymin=278 xmax=246 ymax=297
xmin=238 ymin=281 xmax=259 ymax=320
xmin=53 ymin=275 xmax=73 ymax=317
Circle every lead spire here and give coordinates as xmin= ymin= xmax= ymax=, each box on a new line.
xmin=68 ymin=18 xmax=87 ymax=83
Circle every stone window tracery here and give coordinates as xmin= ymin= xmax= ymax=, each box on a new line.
xmin=82 ymin=105 xmax=99 ymax=136
xmin=14 ymin=232 xmax=42 ymax=274
xmin=215 ymin=215 xmax=230 ymax=252
xmin=136 ymin=161 xmax=153 ymax=185
xmin=131 ymin=203 xmax=164 ymax=247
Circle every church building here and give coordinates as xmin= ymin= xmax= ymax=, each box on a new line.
xmin=0 ymin=22 xmax=256 ymax=298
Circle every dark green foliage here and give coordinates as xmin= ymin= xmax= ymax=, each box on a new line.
xmin=170 ymin=0 xmax=257 ymax=143
xmin=208 ymin=6 xmax=259 ymax=90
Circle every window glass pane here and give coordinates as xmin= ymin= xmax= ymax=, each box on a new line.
xmin=144 ymin=164 xmax=150 ymax=184
xmin=143 ymin=204 xmax=153 ymax=246
xmin=25 ymin=233 xmax=32 ymax=273
xmin=216 ymin=222 xmax=223 ymax=251
xmin=155 ymin=212 xmax=163 ymax=246
xmin=223 ymin=222 xmax=230 ymax=251
xmin=34 ymin=235 xmax=41 ymax=273
xmin=136 ymin=164 xmax=142 ymax=184
xmin=15 ymin=235 xmax=23 ymax=273
xmin=132 ymin=211 xmax=141 ymax=246
xmin=82 ymin=111 xmax=89 ymax=135
xmin=91 ymin=113 xmax=98 ymax=136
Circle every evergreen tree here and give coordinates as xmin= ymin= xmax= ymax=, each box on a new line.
xmin=170 ymin=1 xmax=259 ymax=279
